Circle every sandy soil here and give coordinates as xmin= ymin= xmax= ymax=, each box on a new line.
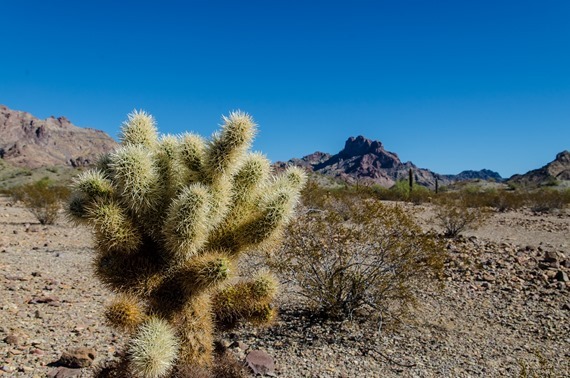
xmin=0 ymin=196 xmax=568 ymax=377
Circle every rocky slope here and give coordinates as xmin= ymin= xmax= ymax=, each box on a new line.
xmin=277 ymin=136 xmax=501 ymax=188
xmin=509 ymin=150 xmax=570 ymax=187
xmin=0 ymin=105 xmax=118 ymax=169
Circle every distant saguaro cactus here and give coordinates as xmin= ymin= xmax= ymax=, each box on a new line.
xmin=69 ymin=110 xmax=306 ymax=377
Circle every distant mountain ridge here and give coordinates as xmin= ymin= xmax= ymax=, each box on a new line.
xmin=0 ymin=104 xmax=118 ymax=168
xmin=442 ymin=169 xmax=503 ymax=182
xmin=277 ymin=135 xmax=502 ymax=188
xmin=508 ymin=151 xmax=570 ymax=186
xmin=4 ymin=105 xmax=564 ymax=189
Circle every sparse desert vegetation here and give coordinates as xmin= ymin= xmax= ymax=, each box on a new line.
xmin=5 ymin=178 xmax=70 ymax=225
xmin=1 ymin=172 xmax=569 ymax=377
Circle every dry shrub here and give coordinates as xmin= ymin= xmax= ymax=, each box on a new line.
xmin=445 ymin=187 xmax=570 ymax=213
xmin=270 ymin=194 xmax=445 ymax=324
xmin=10 ymin=178 xmax=70 ymax=224
xmin=433 ymin=196 xmax=489 ymax=238
xmin=487 ymin=190 xmax=527 ymax=212
xmin=526 ymin=188 xmax=570 ymax=213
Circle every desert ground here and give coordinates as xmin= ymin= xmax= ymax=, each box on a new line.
xmin=1 ymin=195 xmax=569 ymax=377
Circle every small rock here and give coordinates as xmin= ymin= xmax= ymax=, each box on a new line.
xmin=47 ymin=367 xmax=82 ymax=378
xmin=555 ymin=271 xmax=569 ymax=282
xmin=5 ymin=275 xmax=28 ymax=281
xmin=18 ymin=366 xmax=33 ymax=373
xmin=57 ymin=347 xmax=96 ymax=368
xmin=1 ymin=364 xmax=16 ymax=373
xmin=229 ymin=341 xmax=249 ymax=351
xmin=27 ymin=296 xmax=59 ymax=305
xmin=4 ymin=334 xmax=19 ymax=345
xmin=543 ymin=251 xmax=558 ymax=263
xmin=246 ymin=350 xmax=275 ymax=376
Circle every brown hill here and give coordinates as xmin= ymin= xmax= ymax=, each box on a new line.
xmin=0 ymin=104 xmax=118 ymax=168
xmin=509 ymin=150 xmax=570 ymax=187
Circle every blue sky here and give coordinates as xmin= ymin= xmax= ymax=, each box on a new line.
xmin=1 ymin=0 xmax=569 ymax=177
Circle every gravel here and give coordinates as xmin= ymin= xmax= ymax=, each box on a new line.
xmin=1 ymin=197 xmax=568 ymax=377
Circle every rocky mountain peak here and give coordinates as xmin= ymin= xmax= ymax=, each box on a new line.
xmin=508 ymin=150 xmax=570 ymax=186
xmin=0 ymin=105 xmax=118 ymax=168
xmin=277 ymin=135 xmax=507 ymax=188
xmin=340 ymin=135 xmax=384 ymax=158
xmin=555 ymin=150 xmax=570 ymax=163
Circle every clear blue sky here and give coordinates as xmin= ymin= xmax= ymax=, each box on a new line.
xmin=1 ymin=0 xmax=569 ymax=177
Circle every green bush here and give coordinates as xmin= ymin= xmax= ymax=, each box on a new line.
xmin=433 ymin=196 xmax=489 ymax=238
xmin=271 ymin=194 xmax=445 ymax=325
xmin=10 ymin=178 xmax=70 ymax=224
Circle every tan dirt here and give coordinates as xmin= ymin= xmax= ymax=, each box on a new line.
xmin=0 ymin=196 xmax=568 ymax=377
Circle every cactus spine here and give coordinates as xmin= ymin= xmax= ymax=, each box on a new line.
xmin=69 ymin=110 xmax=306 ymax=376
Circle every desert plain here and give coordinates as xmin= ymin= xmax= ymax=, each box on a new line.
xmin=0 ymin=195 xmax=569 ymax=377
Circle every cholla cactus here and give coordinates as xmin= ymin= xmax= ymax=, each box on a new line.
xmin=69 ymin=110 xmax=306 ymax=376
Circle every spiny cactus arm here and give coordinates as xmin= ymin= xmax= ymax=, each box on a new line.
xmin=109 ymin=144 xmax=160 ymax=215
xmin=163 ymin=184 xmax=211 ymax=260
xmin=129 ymin=317 xmax=179 ymax=378
xmin=206 ymin=166 xmax=305 ymax=254
xmin=206 ymin=183 xmax=301 ymax=255
xmin=74 ymin=170 xmax=114 ymax=200
xmin=229 ymin=152 xmax=271 ymax=207
xmin=280 ymin=166 xmax=308 ymax=190
xmin=204 ymin=153 xmax=271 ymax=251
xmin=179 ymin=252 xmax=232 ymax=295
xmin=211 ymin=273 xmax=278 ymax=329
xmin=201 ymin=112 xmax=258 ymax=226
xmin=175 ymin=294 xmax=214 ymax=368
xmin=94 ymin=242 xmax=166 ymax=297
xmin=86 ymin=200 xmax=142 ymax=253
xmin=207 ymin=175 xmax=234 ymax=227
xmin=239 ymin=167 xmax=307 ymax=252
xmin=203 ymin=111 xmax=257 ymax=183
xmin=155 ymin=135 xmax=186 ymax=199
xmin=119 ymin=110 xmax=159 ymax=148
xmin=67 ymin=194 xmax=90 ymax=222
xmin=104 ymin=294 xmax=146 ymax=332
xmin=96 ymin=153 xmax=113 ymax=174
xmin=179 ymin=132 xmax=206 ymax=179
xmin=233 ymin=187 xmax=297 ymax=255
xmin=67 ymin=170 xmax=115 ymax=222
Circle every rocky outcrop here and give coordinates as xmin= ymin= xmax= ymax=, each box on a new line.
xmin=0 ymin=104 xmax=118 ymax=168
xmin=509 ymin=151 xmax=570 ymax=186
xmin=277 ymin=135 xmax=506 ymax=188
